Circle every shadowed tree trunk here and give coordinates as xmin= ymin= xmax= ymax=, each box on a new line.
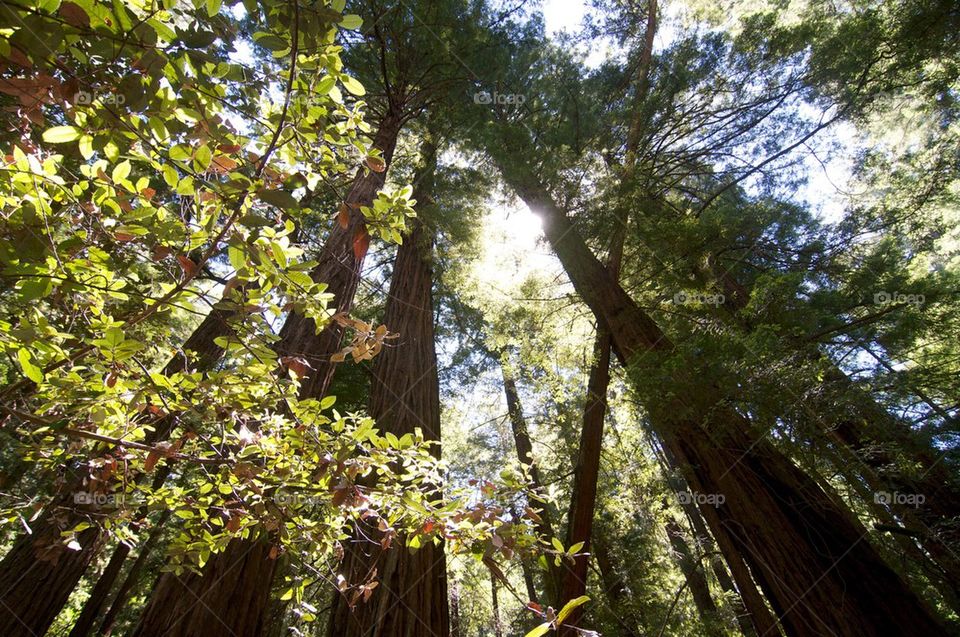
xmin=592 ymin=529 xmax=641 ymax=637
xmin=491 ymin=155 xmax=946 ymax=637
xmin=326 ymin=145 xmax=449 ymax=635
xmin=129 ymin=110 xmax=406 ymax=637
xmin=664 ymin=517 xmax=724 ymax=636
xmin=98 ymin=511 xmax=169 ymax=636
xmin=703 ymin=256 xmax=960 ymax=602
xmin=0 ymin=302 xmax=235 ymax=637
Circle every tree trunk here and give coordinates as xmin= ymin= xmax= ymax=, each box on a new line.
xmin=495 ymin=158 xmax=946 ymax=636
xmin=326 ymin=184 xmax=450 ymax=636
xmin=130 ymin=110 xmax=406 ymax=637
xmin=98 ymin=511 xmax=169 ymax=636
xmin=0 ymin=302 xmax=233 ymax=636
xmin=499 ymin=357 xmax=561 ymax=600
xmin=491 ymin=571 xmax=503 ymax=637
xmin=664 ymin=518 xmax=723 ymax=636
xmin=129 ymin=535 xmax=278 ymax=637
xmin=706 ymin=256 xmax=960 ymax=600
xmin=274 ymin=110 xmax=404 ymax=400
xmin=68 ymin=542 xmax=131 ymax=637
xmin=592 ymin=529 xmax=642 ymax=637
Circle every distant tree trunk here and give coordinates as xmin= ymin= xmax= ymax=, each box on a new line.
xmin=491 ymin=572 xmax=503 ymax=637
xmin=664 ymin=518 xmax=723 ymax=636
xmin=499 ymin=357 xmax=560 ymax=600
xmin=592 ymin=529 xmax=641 ymax=637
xmin=494 ymin=158 xmax=946 ymax=637
xmin=0 ymin=302 xmax=234 ymax=637
xmin=326 ymin=146 xmax=449 ymax=637
xmin=130 ymin=110 xmax=405 ymax=637
xmin=98 ymin=511 xmax=169 ymax=636
xmin=450 ymin=583 xmax=463 ymax=637
xmin=68 ymin=543 xmax=131 ymax=637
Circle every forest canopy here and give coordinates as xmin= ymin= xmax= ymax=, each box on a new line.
xmin=0 ymin=0 xmax=958 ymax=635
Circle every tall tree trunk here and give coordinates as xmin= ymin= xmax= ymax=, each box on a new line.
xmin=0 ymin=303 xmax=234 ymax=637
xmin=556 ymin=228 xmax=624 ymax=633
xmin=492 ymin=157 xmax=946 ymax=636
xmin=326 ymin=162 xmax=449 ymax=635
xmin=499 ymin=356 xmax=561 ymax=600
xmin=592 ymin=529 xmax=642 ymax=637
xmin=130 ymin=534 xmax=278 ymax=637
xmin=98 ymin=511 xmax=169 ymax=636
xmin=129 ymin=110 xmax=405 ymax=637
xmin=274 ymin=110 xmax=404 ymax=400
xmin=664 ymin=518 xmax=723 ymax=636
xmin=705 ymin=256 xmax=960 ymax=598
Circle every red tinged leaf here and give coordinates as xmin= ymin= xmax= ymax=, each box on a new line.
xmin=114 ymin=232 xmax=135 ymax=243
xmin=210 ymin=155 xmax=238 ymax=174
xmin=59 ymin=2 xmax=90 ymax=28
xmin=280 ymin=356 xmax=311 ymax=378
xmin=337 ymin=202 xmax=350 ymax=229
xmin=176 ymin=255 xmax=198 ymax=278
xmin=144 ymin=450 xmax=160 ymax=472
xmin=140 ymin=187 xmax=156 ymax=200
xmin=352 ymin=226 xmax=369 ymax=261
xmin=105 ymin=371 xmax=118 ymax=388
xmin=151 ymin=245 xmax=172 ymax=261
xmin=268 ymin=544 xmax=279 ymax=560
xmin=218 ymin=143 xmax=242 ymax=154
xmin=527 ymin=601 xmax=543 ymax=614
xmin=365 ymin=155 xmax=386 ymax=173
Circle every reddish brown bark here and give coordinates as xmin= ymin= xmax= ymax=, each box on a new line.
xmin=130 ymin=111 xmax=406 ymax=637
xmin=98 ymin=512 xmax=169 ymax=636
xmin=129 ymin=536 xmax=278 ymax=637
xmin=496 ymin=160 xmax=946 ymax=637
xmin=274 ymin=110 xmax=404 ymax=400
xmin=326 ymin=202 xmax=449 ymax=636
xmin=0 ymin=303 xmax=234 ymax=637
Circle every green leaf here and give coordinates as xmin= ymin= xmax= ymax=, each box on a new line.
xmin=524 ymin=623 xmax=552 ymax=637
xmin=258 ymin=189 xmax=299 ymax=210
xmin=551 ymin=537 xmax=564 ymax=553
xmin=205 ymin=0 xmax=221 ymax=16
xmin=112 ymin=160 xmax=131 ymax=183
xmin=17 ymin=349 xmax=43 ymax=383
xmin=340 ymin=75 xmax=365 ymax=96
xmin=555 ymin=596 xmax=590 ymax=626
xmin=43 ymin=126 xmax=81 ymax=143
xmin=78 ymin=134 xmax=94 ymax=159
xmin=339 ymin=14 xmax=362 ymax=29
